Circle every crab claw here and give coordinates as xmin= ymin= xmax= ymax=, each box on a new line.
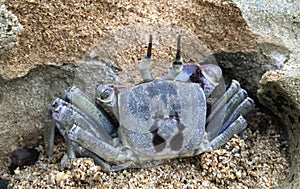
xmin=52 ymin=104 xmax=74 ymax=131
xmin=200 ymin=64 xmax=222 ymax=87
xmin=138 ymin=34 xmax=153 ymax=82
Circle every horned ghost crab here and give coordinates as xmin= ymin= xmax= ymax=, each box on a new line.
xmin=45 ymin=35 xmax=254 ymax=172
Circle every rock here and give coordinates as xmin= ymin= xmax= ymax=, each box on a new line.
xmin=257 ymin=63 xmax=300 ymax=188
xmin=0 ymin=178 xmax=8 ymax=189
xmin=0 ymin=3 xmax=22 ymax=55
xmin=233 ymin=0 xmax=300 ymax=187
xmin=0 ymin=64 xmax=76 ymax=157
xmin=214 ymin=50 xmax=281 ymax=99
xmin=214 ymin=0 xmax=298 ymax=99
xmin=0 ymin=58 xmax=120 ymax=158
xmin=8 ymin=147 xmax=39 ymax=174
xmin=232 ymin=0 xmax=300 ymax=61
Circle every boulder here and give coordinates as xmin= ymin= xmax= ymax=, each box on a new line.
xmin=233 ymin=0 xmax=300 ymax=187
xmin=0 ymin=64 xmax=75 ymax=156
xmin=0 ymin=4 xmax=22 ymax=55
xmin=258 ymin=64 xmax=300 ymax=188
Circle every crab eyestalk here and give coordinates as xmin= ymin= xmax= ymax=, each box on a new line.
xmin=166 ymin=35 xmax=184 ymax=80
xmin=138 ymin=34 xmax=153 ymax=82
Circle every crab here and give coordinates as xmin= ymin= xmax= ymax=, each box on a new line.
xmin=45 ymin=34 xmax=254 ymax=172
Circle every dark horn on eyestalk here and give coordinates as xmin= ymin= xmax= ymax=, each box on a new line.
xmin=175 ymin=35 xmax=182 ymax=62
xmin=172 ymin=35 xmax=183 ymax=70
xmin=165 ymin=35 xmax=184 ymax=80
xmin=146 ymin=34 xmax=152 ymax=59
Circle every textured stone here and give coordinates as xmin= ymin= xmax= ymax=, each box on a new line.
xmin=233 ymin=0 xmax=300 ymax=61
xmin=233 ymin=0 xmax=300 ymax=187
xmin=0 ymin=64 xmax=76 ymax=156
xmin=0 ymin=58 xmax=120 ymax=157
xmin=258 ymin=63 xmax=300 ymax=188
xmin=0 ymin=3 xmax=22 ymax=55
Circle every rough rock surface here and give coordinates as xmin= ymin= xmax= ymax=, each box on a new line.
xmin=0 ymin=3 xmax=22 ymax=55
xmin=0 ymin=64 xmax=75 ymax=156
xmin=233 ymin=0 xmax=300 ymax=61
xmin=258 ymin=63 xmax=300 ymax=188
xmin=0 ymin=59 xmax=120 ymax=157
xmin=232 ymin=0 xmax=300 ymax=187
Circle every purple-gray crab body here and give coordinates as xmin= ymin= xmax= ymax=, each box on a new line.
xmin=117 ymin=80 xmax=206 ymax=157
xmin=45 ymin=35 xmax=254 ymax=172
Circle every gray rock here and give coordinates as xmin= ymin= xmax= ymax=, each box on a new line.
xmin=73 ymin=57 xmax=122 ymax=98
xmin=232 ymin=0 xmax=300 ymax=61
xmin=214 ymin=50 xmax=281 ymax=100
xmin=0 ymin=58 xmax=120 ymax=157
xmin=0 ymin=64 xmax=75 ymax=156
xmin=233 ymin=1 xmax=300 ymax=187
xmin=258 ymin=63 xmax=300 ymax=188
xmin=0 ymin=4 xmax=22 ymax=55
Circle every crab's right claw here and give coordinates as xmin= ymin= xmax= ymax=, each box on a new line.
xmin=138 ymin=34 xmax=153 ymax=82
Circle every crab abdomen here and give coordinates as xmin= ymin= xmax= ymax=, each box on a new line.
xmin=118 ymin=80 xmax=206 ymax=158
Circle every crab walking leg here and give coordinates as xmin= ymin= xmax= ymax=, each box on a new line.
xmin=71 ymin=141 xmax=113 ymax=172
xmin=66 ymin=87 xmax=117 ymax=135
xmin=68 ymin=125 xmax=136 ymax=163
xmin=206 ymin=80 xmax=240 ymax=125
xmin=46 ymin=102 xmax=75 ymax=159
xmin=45 ymin=105 xmax=56 ymax=158
xmin=165 ymin=35 xmax=184 ymax=80
xmin=55 ymin=104 xmax=114 ymax=144
xmin=53 ymin=103 xmax=115 ymax=160
xmin=211 ymin=115 xmax=247 ymax=149
xmin=72 ymin=141 xmax=136 ymax=172
xmin=65 ymin=132 xmax=76 ymax=159
xmin=138 ymin=34 xmax=153 ymax=82
xmin=208 ymin=89 xmax=248 ymax=138
xmin=223 ymin=89 xmax=248 ymax=120
xmin=206 ymin=80 xmax=241 ymax=138
xmin=55 ymin=122 xmax=76 ymax=159
xmin=218 ymin=97 xmax=254 ymax=134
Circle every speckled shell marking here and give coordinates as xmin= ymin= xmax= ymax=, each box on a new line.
xmin=118 ymin=80 xmax=206 ymax=157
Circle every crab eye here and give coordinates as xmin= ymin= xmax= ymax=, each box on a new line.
xmin=100 ymin=89 xmax=112 ymax=100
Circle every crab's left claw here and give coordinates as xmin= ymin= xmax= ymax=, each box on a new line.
xmin=138 ymin=34 xmax=153 ymax=82
xmin=200 ymin=64 xmax=222 ymax=87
